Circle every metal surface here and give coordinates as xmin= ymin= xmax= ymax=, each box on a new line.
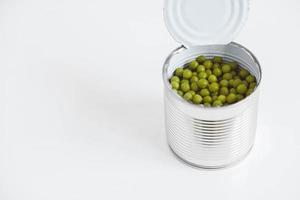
xmin=163 ymin=42 xmax=262 ymax=169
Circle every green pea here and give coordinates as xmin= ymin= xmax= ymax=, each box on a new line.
xmin=220 ymin=87 xmax=229 ymax=96
xmin=239 ymin=69 xmax=250 ymax=79
xmin=211 ymin=91 xmax=219 ymax=96
xmin=234 ymin=75 xmax=240 ymax=80
xmin=192 ymin=94 xmax=203 ymax=104
xmin=175 ymin=68 xmax=184 ymax=77
xmin=190 ymin=91 xmax=196 ymax=96
xmin=217 ymin=95 xmax=226 ymax=104
xmin=222 ymin=64 xmax=231 ymax=73
xmin=213 ymin=63 xmax=220 ymax=69
xmin=171 ymin=81 xmax=180 ymax=90
xmin=212 ymin=95 xmax=218 ymax=101
xmin=213 ymin=100 xmax=223 ymax=107
xmin=181 ymin=82 xmax=190 ymax=93
xmin=190 ymin=76 xmax=199 ymax=83
xmin=203 ymin=96 xmax=212 ymax=104
xmin=205 ymin=69 xmax=212 ymax=76
xmin=200 ymin=88 xmax=210 ymax=97
xmin=223 ymin=73 xmax=233 ymax=80
xmin=213 ymin=56 xmax=223 ymax=63
xmin=242 ymin=80 xmax=249 ymax=87
xmin=208 ymin=75 xmax=218 ymax=83
xmin=181 ymin=79 xmax=189 ymax=84
xmin=233 ymin=79 xmax=242 ymax=88
xmin=191 ymin=82 xmax=199 ymax=92
xmin=189 ymin=60 xmax=199 ymax=71
xmin=237 ymin=84 xmax=248 ymax=94
xmin=220 ymin=79 xmax=229 ymax=87
xmin=246 ymin=88 xmax=254 ymax=96
xmin=227 ymin=93 xmax=237 ymax=104
xmin=183 ymin=69 xmax=193 ymax=79
xmin=213 ymin=68 xmax=222 ymax=77
xmin=245 ymin=75 xmax=256 ymax=83
xmin=230 ymin=88 xmax=237 ymax=94
xmin=197 ymin=65 xmax=206 ymax=73
xmin=231 ymin=71 xmax=237 ymax=76
xmin=192 ymin=72 xmax=197 ymax=76
xmin=229 ymin=79 xmax=235 ymax=87
xmin=183 ymin=92 xmax=193 ymax=101
xmin=236 ymin=94 xmax=244 ymax=101
xmin=209 ymin=82 xmax=219 ymax=93
xmin=249 ymin=82 xmax=257 ymax=89
xmin=197 ymin=79 xmax=209 ymax=89
xmin=177 ymin=90 xmax=184 ymax=96
xmin=198 ymin=72 xmax=208 ymax=79
xmin=171 ymin=76 xmax=180 ymax=83
xmin=228 ymin=61 xmax=238 ymax=70
xmin=203 ymin=60 xmax=213 ymax=69
xmin=196 ymin=55 xmax=206 ymax=64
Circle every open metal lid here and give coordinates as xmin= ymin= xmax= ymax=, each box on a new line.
xmin=163 ymin=0 xmax=249 ymax=47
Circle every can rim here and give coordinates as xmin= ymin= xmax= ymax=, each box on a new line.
xmin=162 ymin=42 xmax=262 ymax=110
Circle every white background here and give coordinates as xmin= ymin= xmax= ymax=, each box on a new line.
xmin=0 ymin=0 xmax=300 ymax=199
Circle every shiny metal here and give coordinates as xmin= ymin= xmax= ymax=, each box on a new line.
xmin=163 ymin=42 xmax=262 ymax=169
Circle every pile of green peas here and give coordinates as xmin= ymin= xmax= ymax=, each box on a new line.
xmin=169 ymin=55 xmax=257 ymax=107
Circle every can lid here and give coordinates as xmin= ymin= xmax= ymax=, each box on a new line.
xmin=163 ymin=0 xmax=249 ymax=47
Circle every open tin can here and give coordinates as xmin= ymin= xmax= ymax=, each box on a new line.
xmin=163 ymin=0 xmax=262 ymax=169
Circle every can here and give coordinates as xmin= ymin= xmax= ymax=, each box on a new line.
xmin=162 ymin=0 xmax=261 ymax=168
xmin=163 ymin=43 xmax=262 ymax=169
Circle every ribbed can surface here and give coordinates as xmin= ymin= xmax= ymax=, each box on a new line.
xmin=163 ymin=43 xmax=262 ymax=169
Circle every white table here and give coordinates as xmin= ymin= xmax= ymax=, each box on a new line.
xmin=0 ymin=0 xmax=299 ymax=199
